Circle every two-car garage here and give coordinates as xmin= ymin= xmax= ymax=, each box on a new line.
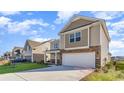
xmin=62 ymin=52 xmax=95 ymax=68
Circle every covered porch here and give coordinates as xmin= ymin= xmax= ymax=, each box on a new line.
xmin=45 ymin=50 xmax=61 ymax=65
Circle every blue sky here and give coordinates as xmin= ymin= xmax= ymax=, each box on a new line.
xmin=0 ymin=11 xmax=124 ymax=56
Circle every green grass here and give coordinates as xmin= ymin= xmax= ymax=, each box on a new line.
xmin=0 ymin=62 xmax=48 ymax=74
xmin=81 ymin=61 xmax=124 ymax=81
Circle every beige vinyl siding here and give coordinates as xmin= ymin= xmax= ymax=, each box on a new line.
xmin=32 ymin=42 xmax=51 ymax=61
xmin=33 ymin=42 xmax=50 ymax=54
xmin=64 ymin=29 xmax=88 ymax=48
xmin=100 ymin=25 xmax=109 ymax=66
xmin=60 ymin=35 xmax=64 ymax=49
xmin=90 ymin=25 xmax=100 ymax=46
xmin=50 ymin=40 xmax=60 ymax=50
xmin=62 ymin=19 xmax=93 ymax=33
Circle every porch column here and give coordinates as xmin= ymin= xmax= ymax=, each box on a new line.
xmin=44 ymin=51 xmax=46 ymax=63
xmin=31 ymin=53 xmax=34 ymax=62
xmin=55 ymin=52 xmax=57 ymax=65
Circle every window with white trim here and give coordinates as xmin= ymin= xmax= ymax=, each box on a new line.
xmin=69 ymin=34 xmax=75 ymax=43
xmin=69 ymin=32 xmax=81 ymax=43
xmin=75 ymin=32 xmax=81 ymax=41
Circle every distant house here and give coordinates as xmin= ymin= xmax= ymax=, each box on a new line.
xmin=32 ymin=40 xmax=52 ymax=63
xmin=12 ymin=47 xmax=23 ymax=60
xmin=23 ymin=39 xmax=61 ymax=64
xmin=4 ymin=52 xmax=12 ymax=60
xmin=111 ymin=56 xmax=124 ymax=61
xmin=23 ymin=40 xmax=41 ymax=62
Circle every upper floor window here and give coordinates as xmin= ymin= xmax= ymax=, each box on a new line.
xmin=69 ymin=32 xmax=81 ymax=43
xmin=75 ymin=32 xmax=81 ymax=41
xmin=69 ymin=34 xmax=75 ymax=43
xmin=54 ymin=43 xmax=59 ymax=49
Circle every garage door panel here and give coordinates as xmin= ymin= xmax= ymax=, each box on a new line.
xmin=62 ymin=52 xmax=95 ymax=68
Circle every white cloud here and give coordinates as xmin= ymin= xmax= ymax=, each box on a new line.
xmin=0 ymin=16 xmax=11 ymax=25
xmin=0 ymin=11 xmax=20 ymax=16
xmin=54 ymin=11 xmax=80 ymax=24
xmin=109 ymin=30 xmax=120 ymax=37
xmin=110 ymin=19 xmax=124 ymax=32
xmin=0 ymin=16 xmax=51 ymax=39
xmin=91 ymin=11 xmax=124 ymax=20
xmin=109 ymin=40 xmax=124 ymax=56
xmin=50 ymin=25 xmax=56 ymax=30
xmin=3 ymin=18 xmax=49 ymax=35
xmin=106 ymin=22 xmax=111 ymax=26
xmin=110 ymin=40 xmax=124 ymax=49
xmin=32 ymin=37 xmax=50 ymax=42
xmin=110 ymin=49 xmax=119 ymax=54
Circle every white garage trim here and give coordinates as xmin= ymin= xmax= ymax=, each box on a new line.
xmin=62 ymin=52 xmax=95 ymax=68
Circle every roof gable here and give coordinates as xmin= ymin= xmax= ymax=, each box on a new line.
xmin=59 ymin=15 xmax=99 ymax=33
xmin=24 ymin=40 xmax=41 ymax=50
xmin=59 ymin=15 xmax=110 ymax=41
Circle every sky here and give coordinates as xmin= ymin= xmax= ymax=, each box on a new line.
xmin=0 ymin=11 xmax=124 ymax=56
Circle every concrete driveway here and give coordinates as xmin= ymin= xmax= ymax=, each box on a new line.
xmin=0 ymin=65 xmax=94 ymax=81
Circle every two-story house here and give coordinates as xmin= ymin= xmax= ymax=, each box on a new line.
xmin=4 ymin=51 xmax=12 ymax=60
xmin=12 ymin=47 xmax=23 ymax=60
xmin=59 ymin=15 xmax=110 ymax=68
xmin=23 ymin=40 xmax=41 ymax=62
xmin=46 ymin=39 xmax=61 ymax=65
xmin=33 ymin=40 xmax=51 ymax=63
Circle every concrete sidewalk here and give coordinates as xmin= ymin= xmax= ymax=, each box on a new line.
xmin=0 ymin=66 xmax=94 ymax=81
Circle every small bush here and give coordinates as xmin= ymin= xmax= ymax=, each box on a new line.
xmin=3 ymin=61 xmax=11 ymax=66
xmin=113 ymin=61 xmax=117 ymax=66
xmin=36 ymin=60 xmax=44 ymax=64
xmin=102 ymin=66 xmax=108 ymax=73
xmin=95 ymin=68 xmax=101 ymax=72
xmin=106 ymin=63 xmax=112 ymax=69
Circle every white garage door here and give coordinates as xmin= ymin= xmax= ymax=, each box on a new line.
xmin=62 ymin=52 xmax=95 ymax=68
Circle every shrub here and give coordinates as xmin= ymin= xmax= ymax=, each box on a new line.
xmin=3 ymin=61 xmax=11 ymax=66
xmin=102 ymin=66 xmax=108 ymax=73
xmin=105 ymin=62 xmax=114 ymax=69
xmin=113 ymin=61 xmax=117 ymax=66
xmin=95 ymin=68 xmax=101 ymax=72
xmin=36 ymin=60 xmax=44 ymax=64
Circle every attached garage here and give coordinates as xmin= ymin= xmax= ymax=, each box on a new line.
xmin=25 ymin=56 xmax=32 ymax=61
xmin=62 ymin=52 xmax=95 ymax=68
xmin=33 ymin=54 xmax=44 ymax=62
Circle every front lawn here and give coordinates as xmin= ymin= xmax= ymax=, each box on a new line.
xmin=0 ymin=62 xmax=48 ymax=74
xmin=81 ymin=61 xmax=124 ymax=81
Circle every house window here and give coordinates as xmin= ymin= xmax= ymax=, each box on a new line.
xmin=27 ymin=46 xmax=31 ymax=51
xmin=75 ymin=32 xmax=81 ymax=41
xmin=54 ymin=43 xmax=59 ymax=49
xmin=69 ymin=34 xmax=75 ymax=43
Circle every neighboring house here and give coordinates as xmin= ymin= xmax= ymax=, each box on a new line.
xmin=59 ymin=15 xmax=110 ymax=68
xmin=12 ymin=47 xmax=23 ymax=60
xmin=33 ymin=40 xmax=51 ymax=63
xmin=33 ymin=39 xmax=61 ymax=65
xmin=23 ymin=40 xmax=41 ymax=62
xmin=46 ymin=39 xmax=61 ymax=65
xmin=4 ymin=52 xmax=12 ymax=60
